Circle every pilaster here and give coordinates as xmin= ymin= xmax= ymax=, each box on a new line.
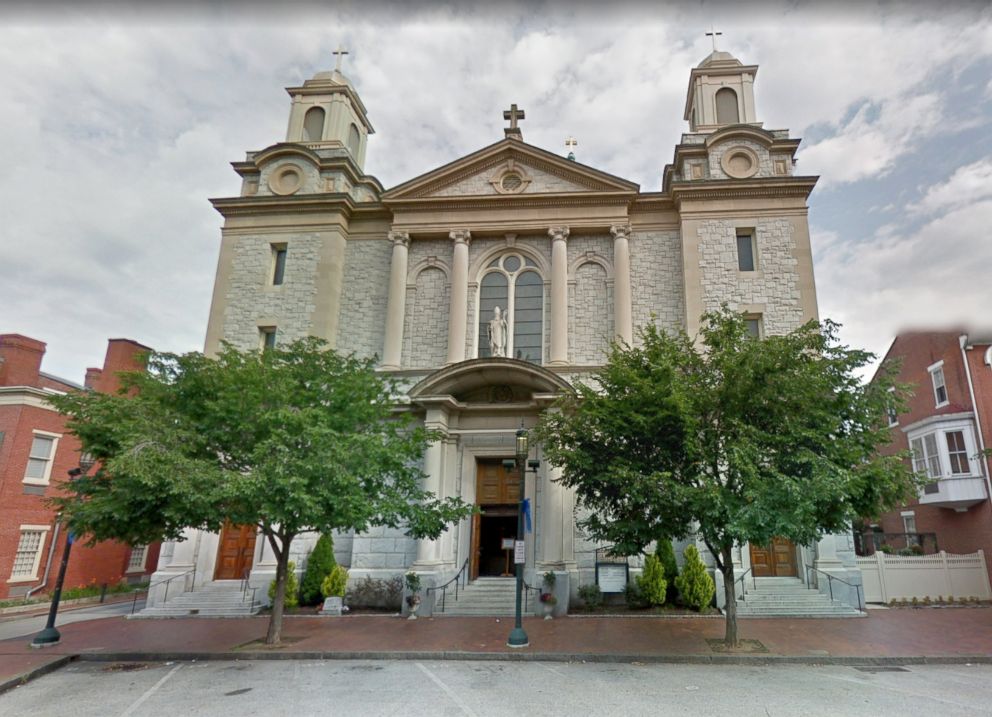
xmin=381 ymin=230 xmax=410 ymax=369
xmin=610 ymin=224 xmax=633 ymax=345
xmin=446 ymin=230 xmax=471 ymax=364
xmin=549 ymin=226 xmax=570 ymax=366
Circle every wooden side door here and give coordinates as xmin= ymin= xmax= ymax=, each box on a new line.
xmin=470 ymin=512 xmax=482 ymax=580
xmin=215 ymin=522 xmax=257 ymax=580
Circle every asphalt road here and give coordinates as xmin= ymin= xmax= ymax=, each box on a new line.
xmin=0 ymin=598 xmax=145 ymax=641
xmin=2 ymin=659 xmax=990 ymax=716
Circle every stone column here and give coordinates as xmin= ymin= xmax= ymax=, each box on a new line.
xmin=538 ymin=465 xmax=567 ymax=570
xmin=414 ymin=408 xmax=449 ymax=567
xmin=610 ymin=224 xmax=633 ymax=345
xmin=381 ymin=230 xmax=410 ymax=369
xmin=549 ymin=226 xmax=570 ymax=366
xmin=446 ymin=230 xmax=471 ymax=364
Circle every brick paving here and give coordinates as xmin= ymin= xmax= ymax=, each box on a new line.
xmin=2 ymin=608 xmax=991 ymax=691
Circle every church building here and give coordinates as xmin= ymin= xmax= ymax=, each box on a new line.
xmin=146 ymin=47 xmax=865 ymax=617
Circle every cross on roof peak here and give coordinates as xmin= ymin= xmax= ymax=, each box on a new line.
xmin=332 ymin=44 xmax=349 ymax=72
xmin=503 ymin=103 xmax=525 ymax=130
xmin=705 ymin=25 xmax=723 ymax=52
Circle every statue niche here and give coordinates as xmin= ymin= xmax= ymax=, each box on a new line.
xmin=488 ymin=306 xmax=508 ymax=358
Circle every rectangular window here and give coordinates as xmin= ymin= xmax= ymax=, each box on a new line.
xmin=744 ymin=316 xmax=762 ymax=339
xmin=930 ymin=364 xmax=948 ymax=406
xmin=901 ymin=513 xmax=917 ymax=535
xmin=126 ymin=545 xmax=149 ymax=573
xmin=886 ymin=387 xmax=898 ymax=427
xmin=946 ymin=430 xmax=970 ymax=474
xmin=10 ymin=528 xmax=47 ymax=579
xmin=911 ymin=434 xmax=942 ymax=479
xmin=24 ymin=432 xmax=58 ymax=484
xmin=259 ymin=327 xmax=277 ymax=350
xmin=736 ymin=231 xmax=756 ymax=271
xmin=271 ymin=244 xmax=287 ymax=285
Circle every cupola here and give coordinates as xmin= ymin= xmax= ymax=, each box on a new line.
xmin=683 ymin=50 xmax=760 ymax=133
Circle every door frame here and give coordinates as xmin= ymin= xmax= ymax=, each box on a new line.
xmin=748 ymin=537 xmax=799 ymax=578
xmin=470 ymin=458 xmax=520 ymax=580
xmin=214 ymin=522 xmax=257 ymax=580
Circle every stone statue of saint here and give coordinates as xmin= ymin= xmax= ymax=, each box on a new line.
xmin=488 ymin=306 xmax=508 ymax=357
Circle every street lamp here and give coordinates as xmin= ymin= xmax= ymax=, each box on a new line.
xmin=504 ymin=424 xmax=530 ymax=648
xmin=31 ymin=453 xmax=96 ymax=648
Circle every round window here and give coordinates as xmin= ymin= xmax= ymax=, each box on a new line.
xmin=719 ymin=145 xmax=760 ymax=179
xmin=500 ymin=173 xmax=523 ymax=191
xmin=502 ymin=255 xmax=521 ymax=272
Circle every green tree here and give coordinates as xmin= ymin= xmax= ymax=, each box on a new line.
xmin=536 ymin=309 xmax=918 ymax=646
xmin=49 ymin=337 xmax=471 ymax=644
xmin=655 ymin=540 xmax=679 ymax=603
xmin=300 ymin=535 xmax=336 ymax=606
xmin=637 ymin=554 xmax=667 ymax=607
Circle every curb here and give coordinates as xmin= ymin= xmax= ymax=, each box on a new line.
xmin=68 ymin=650 xmax=992 ymax=667
xmin=0 ymin=655 xmax=75 ymax=696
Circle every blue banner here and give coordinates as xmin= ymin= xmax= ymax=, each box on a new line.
xmin=523 ymin=498 xmax=532 ymax=533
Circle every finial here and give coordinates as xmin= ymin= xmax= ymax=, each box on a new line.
xmin=565 ymin=136 xmax=577 ymax=161
xmin=332 ymin=44 xmax=349 ymax=72
xmin=705 ymin=25 xmax=723 ymax=52
xmin=503 ymin=103 xmax=525 ymax=140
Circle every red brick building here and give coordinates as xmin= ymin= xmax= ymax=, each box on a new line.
xmin=866 ymin=331 xmax=992 ymax=574
xmin=0 ymin=334 xmax=160 ymax=600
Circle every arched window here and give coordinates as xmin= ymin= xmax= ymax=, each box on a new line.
xmin=477 ymin=253 xmax=544 ymax=364
xmin=347 ymin=123 xmax=361 ymax=156
xmin=302 ymin=107 xmax=325 ymax=142
xmin=715 ymin=88 xmax=740 ymax=124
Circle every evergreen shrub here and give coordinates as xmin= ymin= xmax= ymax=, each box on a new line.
xmin=656 ymin=540 xmax=679 ymax=601
xmin=675 ymin=546 xmax=715 ymax=611
xmin=637 ymin=554 xmax=668 ymax=606
xmin=268 ymin=561 xmax=299 ymax=608
xmin=321 ymin=565 xmax=349 ymax=599
xmin=299 ymin=534 xmax=336 ymax=606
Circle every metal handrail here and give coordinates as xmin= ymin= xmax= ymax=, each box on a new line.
xmin=425 ymin=558 xmax=469 ymax=614
xmin=805 ymin=563 xmax=864 ymax=609
xmin=522 ymin=579 xmax=542 ymax=613
xmin=132 ymin=566 xmax=196 ymax=614
xmin=733 ymin=567 xmax=753 ymax=602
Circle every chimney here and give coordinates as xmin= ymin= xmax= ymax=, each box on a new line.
xmin=91 ymin=339 xmax=152 ymax=394
xmin=0 ymin=334 xmax=47 ymax=387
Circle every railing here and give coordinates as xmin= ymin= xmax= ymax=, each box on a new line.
xmin=733 ymin=567 xmax=754 ymax=602
xmin=425 ymin=558 xmax=469 ymax=614
xmin=239 ymin=567 xmax=258 ymax=607
xmin=805 ymin=563 xmax=863 ymax=609
xmin=522 ymin=579 xmax=542 ymax=613
xmin=132 ymin=566 xmax=196 ymax=615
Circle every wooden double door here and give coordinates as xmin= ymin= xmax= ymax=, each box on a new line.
xmin=749 ymin=537 xmax=798 ymax=578
xmin=214 ymin=522 xmax=257 ymax=580
xmin=470 ymin=459 xmax=521 ymax=580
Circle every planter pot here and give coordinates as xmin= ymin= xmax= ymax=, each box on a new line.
xmin=542 ymin=603 xmax=554 ymax=620
xmin=407 ymin=601 xmax=421 ymax=620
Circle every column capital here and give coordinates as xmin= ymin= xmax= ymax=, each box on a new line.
xmin=609 ymin=224 xmax=631 ymax=240
xmin=387 ymin=230 xmax=410 ymax=247
xmin=449 ymin=229 xmax=472 ymax=245
xmin=548 ymin=225 xmax=570 ymax=241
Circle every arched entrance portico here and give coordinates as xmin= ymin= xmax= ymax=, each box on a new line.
xmin=407 ymin=358 xmax=575 ymax=590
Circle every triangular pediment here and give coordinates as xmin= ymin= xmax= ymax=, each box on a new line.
xmin=383 ymin=139 xmax=638 ymax=201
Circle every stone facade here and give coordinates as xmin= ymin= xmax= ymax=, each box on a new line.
xmin=629 ymin=230 xmax=684 ymax=336
xmin=431 ymin=161 xmax=589 ymax=197
xmin=336 ymin=238 xmax=391 ymax=359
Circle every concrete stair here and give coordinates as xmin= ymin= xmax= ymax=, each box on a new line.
xmin=433 ymin=577 xmax=521 ymax=616
xmin=133 ymin=580 xmax=262 ymax=618
xmin=735 ymin=577 xmax=863 ymax=618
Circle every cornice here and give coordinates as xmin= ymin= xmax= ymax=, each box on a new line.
xmin=210 ymin=193 xmax=390 ymax=221
xmin=384 ymin=190 xmax=636 ymax=213
xmin=231 ymin=144 xmax=385 ymax=193
xmin=669 ymin=176 xmax=818 ymax=204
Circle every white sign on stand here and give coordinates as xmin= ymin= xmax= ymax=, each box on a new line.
xmin=514 ymin=540 xmax=525 ymax=564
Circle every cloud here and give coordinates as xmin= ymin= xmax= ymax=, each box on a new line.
xmin=909 ymin=158 xmax=992 ymax=216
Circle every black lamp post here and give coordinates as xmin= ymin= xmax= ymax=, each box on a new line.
xmin=505 ymin=425 xmax=530 ymax=648
xmin=31 ymin=453 xmax=95 ymax=648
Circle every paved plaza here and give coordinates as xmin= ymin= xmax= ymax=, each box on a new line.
xmin=4 ymin=659 xmax=992 ymax=716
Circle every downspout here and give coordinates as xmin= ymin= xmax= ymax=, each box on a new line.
xmin=959 ymin=334 xmax=992 ymax=502
xmin=25 ymin=521 xmax=61 ymax=600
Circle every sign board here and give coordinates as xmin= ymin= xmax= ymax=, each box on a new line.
xmin=501 ymin=538 xmax=515 ymax=550
xmin=514 ymin=540 xmax=526 ymax=564
xmin=596 ymin=563 xmax=628 ymax=593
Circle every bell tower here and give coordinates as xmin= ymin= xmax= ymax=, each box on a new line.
xmin=284 ymin=46 xmax=374 ymax=170
xmin=683 ymin=49 xmax=760 ymax=133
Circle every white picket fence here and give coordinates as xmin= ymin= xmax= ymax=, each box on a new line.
xmin=856 ymin=550 xmax=991 ymax=603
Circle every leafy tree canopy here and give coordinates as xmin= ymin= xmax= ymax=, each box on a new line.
xmin=50 ymin=337 xmax=471 ymax=642
xmin=536 ymin=308 xmax=919 ymax=644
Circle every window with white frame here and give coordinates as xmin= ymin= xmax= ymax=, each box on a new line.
xmin=126 ymin=545 xmax=149 ymax=573
xmin=908 ymin=420 xmax=980 ymax=484
xmin=886 ymin=387 xmax=899 ymax=427
xmin=476 ymin=253 xmax=544 ymax=364
xmin=929 ymin=362 xmax=948 ymax=407
xmin=10 ymin=527 xmax=48 ymax=580
xmin=23 ymin=431 xmax=59 ymax=485
xmin=901 ymin=512 xmax=917 ymax=534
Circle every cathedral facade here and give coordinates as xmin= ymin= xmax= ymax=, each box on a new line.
xmin=149 ymin=49 xmax=865 ymax=614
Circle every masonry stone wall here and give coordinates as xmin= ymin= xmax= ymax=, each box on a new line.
xmin=431 ymin=162 xmax=587 ymax=197
xmin=403 ymin=266 xmax=450 ymax=369
xmin=629 ymin=230 xmax=684 ymax=337
xmin=221 ymin=234 xmax=321 ymax=349
xmin=336 ymin=238 xmax=390 ymax=358
xmin=570 ymin=262 xmax=612 ymax=365
xmin=707 ymin=139 xmax=774 ymax=180
xmin=350 ymin=525 xmax=418 ymax=571
xmin=696 ymin=218 xmax=804 ymax=334
xmin=255 ymin=159 xmax=323 ymax=196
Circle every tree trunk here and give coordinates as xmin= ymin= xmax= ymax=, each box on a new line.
xmin=721 ymin=544 xmax=739 ymax=647
xmin=264 ymin=536 xmax=291 ymax=645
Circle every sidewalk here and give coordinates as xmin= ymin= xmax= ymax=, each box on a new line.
xmin=2 ymin=608 xmax=991 ymax=693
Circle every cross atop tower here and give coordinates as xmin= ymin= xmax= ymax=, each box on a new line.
xmin=705 ymin=25 xmax=723 ymax=52
xmin=565 ymin=136 xmax=577 ymax=161
xmin=332 ymin=44 xmax=349 ymax=72
xmin=503 ymin=103 xmax=525 ymax=139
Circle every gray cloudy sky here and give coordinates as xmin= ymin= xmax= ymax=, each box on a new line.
xmin=1 ymin=1 xmax=990 ymax=381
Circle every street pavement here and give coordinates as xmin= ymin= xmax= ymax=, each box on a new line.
xmin=3 ymin=658 xmax=992 ymax=716
xmin=0 ymin=598 xmax=145 ymax=641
